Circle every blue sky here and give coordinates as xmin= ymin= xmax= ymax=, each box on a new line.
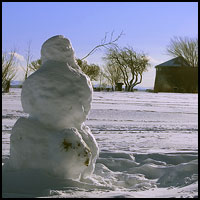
xmin=2 ymin=2 xmax=198 ymax=87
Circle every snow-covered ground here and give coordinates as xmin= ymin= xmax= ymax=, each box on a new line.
xmin=2 ymin=88 xmax=198 ymax=198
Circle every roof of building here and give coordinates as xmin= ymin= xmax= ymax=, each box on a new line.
xmin=155 ymin=56 xmax=189 ymax=68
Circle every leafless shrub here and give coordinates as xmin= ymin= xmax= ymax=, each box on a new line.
xmin=2 ymin=51 xmax=18 ymax=93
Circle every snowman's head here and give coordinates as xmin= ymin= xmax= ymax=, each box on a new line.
xmin=41 ymin=35 xmax=75 ymax=64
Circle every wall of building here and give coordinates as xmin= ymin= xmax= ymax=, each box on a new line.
xmin=154 ymin=67 xmax=198 ymax=93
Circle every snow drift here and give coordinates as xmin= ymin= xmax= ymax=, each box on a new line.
xmin=2 ymin=89 xmax=198 ymax=198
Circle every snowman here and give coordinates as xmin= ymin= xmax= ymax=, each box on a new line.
xmin=5 ymin=35 xmax=99 ymax=180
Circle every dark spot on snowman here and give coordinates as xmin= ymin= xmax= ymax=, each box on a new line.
xmin=61 ymin=139 xmax=72 ymax=152
xmin=84 ymin=158 xmax=89 ymax=166
xmin=84 ymin=148 xmax=91 ymax=156
xmin=84 ymin=151 xmax=88 ymax=157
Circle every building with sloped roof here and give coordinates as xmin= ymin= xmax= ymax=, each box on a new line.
xmin=154 ymin=57 xmax=198 ymax=93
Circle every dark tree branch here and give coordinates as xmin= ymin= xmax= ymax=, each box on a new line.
xmin=81 ymin=31 xmax=124 ymax=60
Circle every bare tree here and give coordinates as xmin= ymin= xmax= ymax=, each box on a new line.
xmin=166 ymin=36 xmax=198 ymax=68
xmin=103 ymin=63 xmax=122 ymax=90
xmin=81 ymin=31 xmax=124 ymax=60
xmin=104 ymin=46 xmax=150 ymax=91
xmin=98 ymin=69 xmax=104 ymax=90
xmin=2 ymin=51 xmax=18 ymax=93
xmin=23 ymin=41 xmax=33 ymax=80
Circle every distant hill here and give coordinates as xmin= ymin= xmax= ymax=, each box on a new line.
xmin=10 ymin=81 xmax=23 ymax=88
xmin=11 ymin=80 xmax=23 ymax=86
xmin=93 ymin=83 xmax=153 ymax=91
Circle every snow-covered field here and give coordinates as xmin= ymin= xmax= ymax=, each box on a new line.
xmin=2 ymin=88 xmax=198 ymax=198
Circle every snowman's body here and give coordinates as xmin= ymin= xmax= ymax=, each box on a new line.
xmin=5 ymin=35 xmax=99 ymax=180
xmin=21 ymin=35 xmax=93 ymax=130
